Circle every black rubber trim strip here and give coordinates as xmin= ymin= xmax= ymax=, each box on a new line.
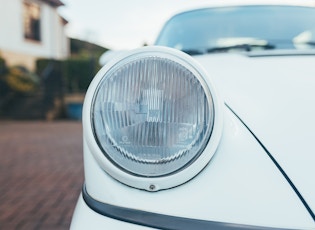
xmin=82 ymin=185 xmax=295 ymax=230
xmin=225 ymin=103 xmax=315 ymax=222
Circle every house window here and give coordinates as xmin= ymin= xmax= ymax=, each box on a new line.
xmin=23 ymin=1 xmax=41 ymax=42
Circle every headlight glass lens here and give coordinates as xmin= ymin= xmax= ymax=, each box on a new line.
xmin=92 ymin=52 xmax=214 ymax=177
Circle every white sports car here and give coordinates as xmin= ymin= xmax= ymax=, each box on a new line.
xmin=71 ymin=2 xmax=315 ymax=229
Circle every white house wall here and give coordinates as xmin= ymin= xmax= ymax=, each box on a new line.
xmin=0 ymin=0 xmax=69 ymax=69
xmin=0 ymin=0 xmax=21 ymax=52
xmin=41 ymin=3 xmax=69 ymax=59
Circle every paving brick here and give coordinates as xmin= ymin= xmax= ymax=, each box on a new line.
xmin=0 ymin=121 xmax=84 ymax=230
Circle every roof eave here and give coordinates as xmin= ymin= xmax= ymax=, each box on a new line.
xmin=41 ymin=0 xmax=64 ymax=8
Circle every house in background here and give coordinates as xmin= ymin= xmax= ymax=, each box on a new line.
xmin=0 ymin=0 xmax=69 ymax=71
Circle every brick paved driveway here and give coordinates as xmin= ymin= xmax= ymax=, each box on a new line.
xmin=0 ymin=121 xmax=84 ymax=230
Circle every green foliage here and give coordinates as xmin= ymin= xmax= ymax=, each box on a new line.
xmin=0 ymin=57 xmax=6 ymax=76
xmin=36 ymin=57 xmax=100 ymax=93
xmin=63 ymin=57 xmax=98 ymax=93
xmin=36 ymin=59 xmax=62 ymax=77
xmin=36 ymin=39 xmax=108 ymax=94
xmin=36 ymin=58 xmax=64 ymax=89
xmin=0 ymin=57 xmax=9 ymax=99
xmin=70 ymin=38 xmax=108 ymax=59
xmin=5 ymin=66 xmax=39 ymax=94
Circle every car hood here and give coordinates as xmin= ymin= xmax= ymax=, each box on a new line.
xmin=196 ymin=52 xmax=315 ymax=216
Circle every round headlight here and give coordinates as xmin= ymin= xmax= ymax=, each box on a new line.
xmin=85 ymin=46 xmax=222 ymax=191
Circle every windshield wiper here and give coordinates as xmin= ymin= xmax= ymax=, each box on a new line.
xmin=295 ymin=41 xmax=315 ymax=47
xmin=207 ymin=43 xmax=275 ymax=53
xmin=180 ymin=39 xmax=276 ymax=55
xmin=181 ymin=49 xmax=205 ymax=55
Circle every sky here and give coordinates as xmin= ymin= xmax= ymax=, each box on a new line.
xmin=59 ymin=0 xmax=315 ymax=50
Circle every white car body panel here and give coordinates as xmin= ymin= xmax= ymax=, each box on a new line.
xmin=71 ymin=3 xmax=315 ymax=229
xmin=196 ymin=52 xmax=315 ymax=214
xmin=76 ymin=106 xmax=314 ymax=229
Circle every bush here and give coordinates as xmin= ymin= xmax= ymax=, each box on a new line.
xmin=63 ymin=57 xmax=97 ymax=93
xmin=36 ymin=59 xmax=62 ymax=77
xmin=36 ymin=57 xmax=99 ymax=94
xmin=5 ymin=66 xmax=39 ymax=94
xmin=0 ymin=57 xmax=10 ymax=98
xmin=0 ymin=57 xmax=6 ymax=76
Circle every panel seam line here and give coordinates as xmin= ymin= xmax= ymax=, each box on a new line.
xmin=225 ymin=103 xmax=315 ymax=222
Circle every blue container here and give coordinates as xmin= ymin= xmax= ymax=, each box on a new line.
xmin=66 ymin=103 xmax=83 ymax=120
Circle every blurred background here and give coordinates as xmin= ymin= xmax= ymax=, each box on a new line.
xmin=0 ymin=0 xmax=105 ymax=120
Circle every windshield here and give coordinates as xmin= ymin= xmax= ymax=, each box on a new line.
xmin=155 ymin=5 xmax=315 ymax=54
